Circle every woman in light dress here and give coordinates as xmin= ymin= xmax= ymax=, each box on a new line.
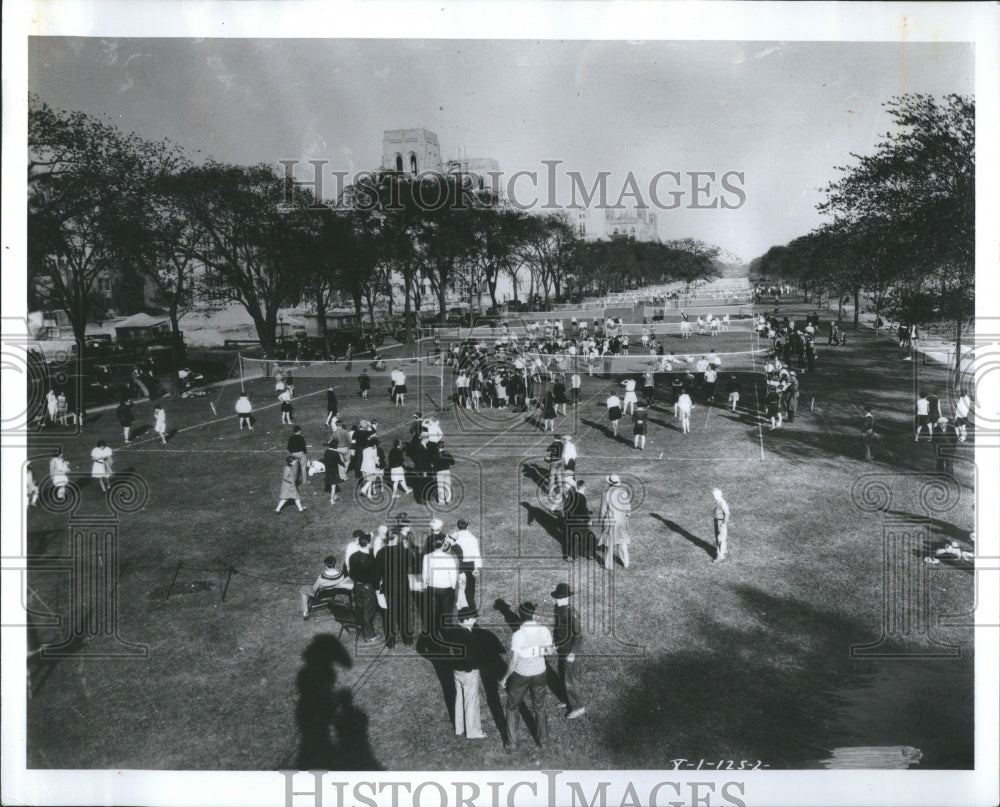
xmin=49 ymin=447 xmax=71 ymax=501
xmin=91 ymin=440 xmax=113 ymax=492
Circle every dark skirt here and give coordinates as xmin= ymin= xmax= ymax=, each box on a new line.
xmin=608 ymin=406 xmax=622 ymax=422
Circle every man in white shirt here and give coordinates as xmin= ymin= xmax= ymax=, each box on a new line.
xmin=915 ymin=392 xmax=932 ymax=441
xmin=455 ymin=371 xmax=470 ymax=409
xmin=677 ymin=389 xmax=693 ymax=434
xmin=425 ymin=417 xmax=444 ymax=445
xmin=500 ymin=602 xmax=554 ymax=750
xmin=448 ymin=518 xmax=483 ymax=608
xmin=422 ymin=532 xmax=458 ymax=641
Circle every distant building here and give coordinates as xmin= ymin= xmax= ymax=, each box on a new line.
xmin=380 ymin=128 xmax=501 ymax=194
xmin=381 ymin=128 xmax=443 ymax=176
xmin=575 ymin=207 xmax=659 ymax=242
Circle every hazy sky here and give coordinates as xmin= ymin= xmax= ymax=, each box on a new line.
xmin=29 ymin=37 xmax=973 ymax=262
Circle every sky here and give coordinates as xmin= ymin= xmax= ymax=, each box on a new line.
xmin=28 ymin=37 xmax=973 ymax=262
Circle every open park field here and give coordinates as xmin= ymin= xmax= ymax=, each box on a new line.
xmin=23 ymin=303 xmax=975 ymax=772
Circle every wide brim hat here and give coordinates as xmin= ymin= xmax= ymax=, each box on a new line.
xmin=551 ymin=583 xmax=573 ymax=599
xmin=607 ymin=474 xmax=621 ymax=485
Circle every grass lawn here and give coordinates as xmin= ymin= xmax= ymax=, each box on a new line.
xmin=24 ymin=305 xmax=975 ymax=771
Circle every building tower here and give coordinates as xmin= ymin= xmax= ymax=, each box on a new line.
xmin=381 ymin=128 xmax=443 ymax=176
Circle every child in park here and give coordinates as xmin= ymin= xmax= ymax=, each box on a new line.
xmin=153 ymin=405 xmax=168 ymax=444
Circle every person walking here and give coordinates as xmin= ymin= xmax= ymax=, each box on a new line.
xmin=545 ymin=435 xmax=565 ymax=503
xmin=287 ymin=425 xmax=309 ymax=487
xmin=726 ymin=375 xmax=741 ymax=412
xmin=153 ymin=404 xmax=168 ymax=444
xmin=632 ymin=403 xmax=648 ymax=450
xmin=325 ymin=386 xmax=339 ymax=426
xmin=236 ymin=392 xmax=253 ymax=430
xmin=358 ymin=369 xmax=371 ymax=399
xmin=275 ymin=456 xmax=306 ymax=513
xmin=279 ymin=387 xmax=294 ymax=425
xmin=598 ymin=474 xmax=632 ymax=570
xmin=500 ymin=602 xmax=555 ymax=750
xmin=552 ymin=583 xmax=585 ymax=719
xmin=915 ymin=391 xmax=932 ymax=441
xmin=388 ymin=438 xmax=414 ymax=498
xmin=606 ymin=392 xmax=623 ymax=438
xmin=642 ymin=366 xmax=656 ymax=407
xmin=541 ymin=390 xmax=557 ymax=432
xmin=358 ymin=438 xmax=383 ymax=500
xmin=862 ymin=404 xmax=875 ymax=461
xmin=49 ymin=447 xmax=70 ymax=501
xmin=564 ymin=479 xmax=593 ymax=562
xmin=116 ymin=399 xmax=134 ymax=444
xmin=90 ymin=439 xmax=113 ymax=492
xmin=677 ymin=388 xmax=693 ymax=434
xmin=322 ymin=437 xmax=344 ymax=505
xmin=711 ymin=487 xmax=730 ymax=562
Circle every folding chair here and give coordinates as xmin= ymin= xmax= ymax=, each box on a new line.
xmin=330 ymin=599 xmax=364 ymax=652
xmin=307 ymin=586 xmax=353 ymax=621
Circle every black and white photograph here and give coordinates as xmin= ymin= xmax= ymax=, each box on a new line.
xmin=2 ymin=2 xmax=998 ymax=806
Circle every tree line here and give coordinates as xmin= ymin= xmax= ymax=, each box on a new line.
xmin=749 ymin=94 xmax=974 ymax=377
xmin=28 ymin=96 xmax=722 ymax=356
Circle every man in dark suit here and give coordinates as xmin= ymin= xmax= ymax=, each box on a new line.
xmin=348 ymin=534 xmax=381 ymax=643
xmin=564 ymin=480 xmax=592 ymax=562
xmin=552 ymin=583 xmax=585 ymax=719
xmin=325 ymin=386 xmax=339 ymax=426
xmin=376 ymin=529 xmax=414 ymax=648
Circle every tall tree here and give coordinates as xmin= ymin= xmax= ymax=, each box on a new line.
xmin=177 ymin=162 xmax=312 ymax=356
xmin=819 ymin=94 xmax=974 ymax=375
xmin=28 ymin=98 xmax=186 ymax=341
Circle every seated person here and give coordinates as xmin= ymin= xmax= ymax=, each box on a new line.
xmin=300 ymin=555 xmax=353 ymax=619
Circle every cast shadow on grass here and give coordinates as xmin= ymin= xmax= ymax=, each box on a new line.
xmin=294 ymin=633 xmax=382 ymax=771
xmin=601 ymin=584 xmax=972 ymax=768
xmin=521 ymin=501 xmax=567 ymax=556
xmin=581 ymin=419 xmax=629 ymax=443
xmin=520 ymin=462 xmax=548 ymax=497
xmin=649 ymin=513 xmax=715 ymax=559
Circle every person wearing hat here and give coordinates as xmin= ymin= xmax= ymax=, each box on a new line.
xmin=552 ymin=583 xmax=585 ymax=719
xmin=376 ymin=528 xmax=415 ymax=648
xmin=422 ymin=530 xmax=458 ymax=642
xmin=500 ymin=602 xmax=555 ymax=750
xmin=446 ymin=606 xmax=489 ymax=739
xmin=598 ymin=474 xmax=632 ymax=570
